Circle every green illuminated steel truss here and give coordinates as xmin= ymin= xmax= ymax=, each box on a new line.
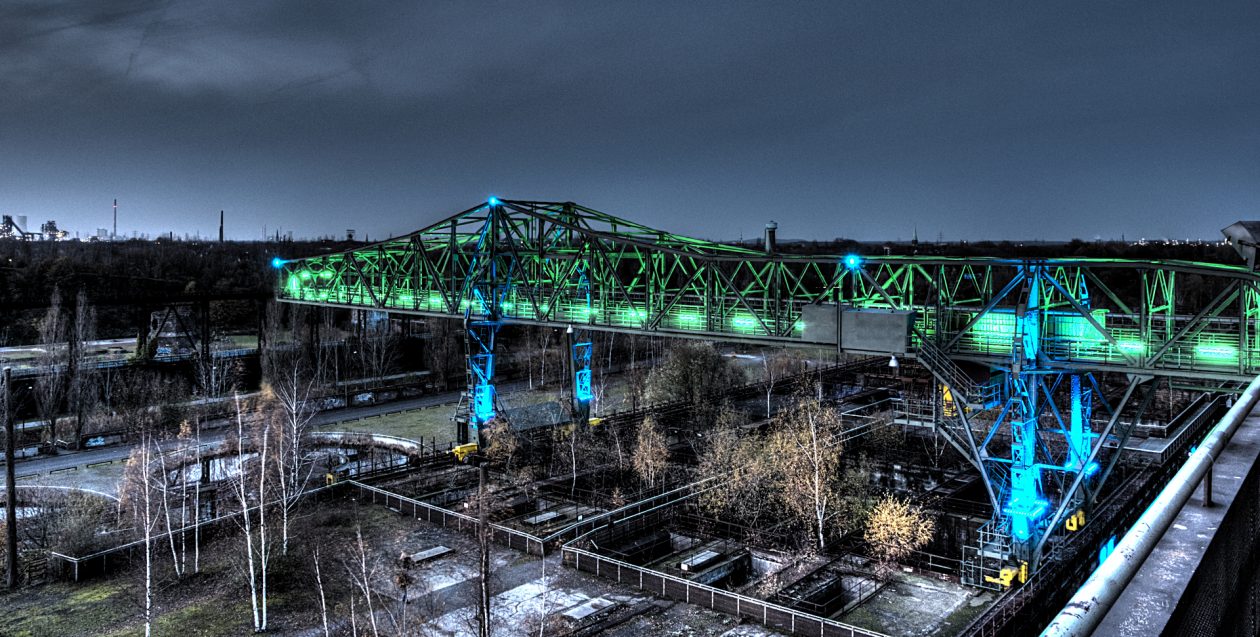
xmin=277 ymin=199 xmax=1260 ymax=382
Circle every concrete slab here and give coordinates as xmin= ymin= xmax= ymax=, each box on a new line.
xmin=410 ymin=545 xmax=453 ymax=563
xmin=561 ymin=596 xmax=616 ymax=620
xmin=841 ymin=572 xmax=994 ymax=636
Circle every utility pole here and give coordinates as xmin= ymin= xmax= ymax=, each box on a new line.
xmin=5 ymin=366 xmax=17 ymax=590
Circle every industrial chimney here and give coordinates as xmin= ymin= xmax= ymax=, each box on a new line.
xmin=219 ymin=210 xmax=224 ymax=242
xmin=764 ymin=221 xmax=778 ymax=255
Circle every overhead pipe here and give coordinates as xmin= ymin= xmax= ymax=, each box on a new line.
xmin=1041 ymin=373 xmax=1260 ymax=637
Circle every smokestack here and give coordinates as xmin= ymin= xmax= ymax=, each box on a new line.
xmin=764 ymin=221 xmax=778 ymax=255
xmin=112 ymin=199 xmax=117 ymax=240
xmin=219 ymin=210 xmax=224 ymax=242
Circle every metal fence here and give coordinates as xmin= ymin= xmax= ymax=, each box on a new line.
xmin=562 ymin=546 xmax=887 ymax=637
xmin=345 ymin=480 xmax=546 ymax=556
xmin=47 ymin=482 xmax=345 ymax=581
xmin=541 ymin=479 xmax=715 ymax=545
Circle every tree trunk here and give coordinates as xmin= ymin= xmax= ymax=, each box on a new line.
xmin=234 ymin=396 xmax=262 ymax=632
xmin=314 ymin=548 xmax=330 ymax=637
xmin=478 ymin=465 xmax=492 ymax=637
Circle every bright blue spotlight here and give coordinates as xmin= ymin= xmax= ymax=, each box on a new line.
xmin=844 ymin=254 xmax=862 ymax=269
xmin=271 ymin=257 xmax=284 ymax=269
xmin=488 ymin=196 xmax=500 ymax=206
xmin=1084 ymin=461 xmax=1101 ymax=477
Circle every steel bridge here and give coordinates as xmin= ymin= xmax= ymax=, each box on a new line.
xmin=275 ymin=198 xmax=1260 ymax=578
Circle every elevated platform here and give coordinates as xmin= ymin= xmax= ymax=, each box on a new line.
xmin=1097 ymin=399 xmax=1260 ymax=636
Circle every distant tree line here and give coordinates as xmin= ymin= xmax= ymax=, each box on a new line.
xmin=0 ymin=238 xmax=361 ymax=343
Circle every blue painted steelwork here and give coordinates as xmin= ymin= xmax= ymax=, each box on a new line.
xmin=1020 ymin=265 xmax=1042 ymax=362
xmin=468 ymin=325 xmax=497 ymax=426
xmin=574 ymin=342 xmax=593 ymax=402
xmin=1069 ymin=375 xmax=1093 ymax=470
xmin=979 ymin=266 xmax=1108 ymax=566
xmin=1098 ymin=534 xmax=1117 ymax=564
xmin=1007 ymin=378 xmax=1045 ymax=544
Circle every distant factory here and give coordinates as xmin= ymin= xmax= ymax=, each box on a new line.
xmin=0 ymin=215 xmax=68 ymax=241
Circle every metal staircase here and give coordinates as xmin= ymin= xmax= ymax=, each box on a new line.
xmin=912 ymin=336 xmax=985 ymax=471
xmin=914 ymin=335 xmax=979 ymax=403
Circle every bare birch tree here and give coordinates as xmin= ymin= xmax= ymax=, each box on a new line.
xmin=176 ymin=419 xmax=200 ymax=575
xmin=266 ymin=364 xmax=317 ymax=555
xmin=476 ymin=465 xmax=492 ymax=637
xmin=357 ymin=313 xmax=398 ymax=381
xmin=344 ymin=525 xmax=380 ymax=637
xmin=69 ymin=289 xmax=97 ymax=449
xmin=34 ymin=288 xmax=67 ymax=448
xmin=231 ymin=393 xmax=272 ymax=632
xmin=313 ymin=546 xmax=331 ymax=637
xmin=391 ymin=553 xmax=415 ymax=635
xmin=154 ymin=443 xmax=184 ymax=581
xmin=632 ymin=415 xmax=668 ymax=489
xmin=770 ymin=396 xmax=845 ymax=550
xmin=646 ymin=341 xmax=743 ymax=428
xmin=761 ymin=349 xmax=805 ymax=419
xmin=698 ymin=412 xmax=780 ymax=535
xmin=120 ymin=433 xmax=161 ymax=637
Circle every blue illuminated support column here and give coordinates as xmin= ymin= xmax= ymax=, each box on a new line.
xmin=1007 ymin=394 xmax=1046 ymax=557
xmin=461 ymin=317 xmax=499 ymax=445
xmin=457 ymin=196 xmax=507 ymax=446
xmin=1069 ymin=375 xmax=1095 ymax=472
xmin=568 ymin=262 xmax=595 ymax=423
xmin=571 ymin=334 xmax=593 ymax=423
xmin=1007 ymin=265 xmax=1047 ymax=560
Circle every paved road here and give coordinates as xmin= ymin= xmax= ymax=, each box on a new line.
xmin=7 ymin=377 xmax=550 ymax=477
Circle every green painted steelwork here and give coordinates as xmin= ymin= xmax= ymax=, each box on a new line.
xmin=276 ymin=200 xmax=1260 ymax=382
xmin=278 ymin=199 xmax=1260 ymax=576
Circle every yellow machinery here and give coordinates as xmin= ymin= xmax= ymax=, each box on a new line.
xmin=451 ymin=442 xmax=479 ymax=463
xmin=1065 ymin=509 xmax=1086 ymax=532
xmin=984 ymin=561 xmax=1029 ymax=588
xmin=942 ymin=384 xmax=958 ymax=417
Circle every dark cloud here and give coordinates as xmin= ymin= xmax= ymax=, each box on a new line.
xmin=1 ymin=1 xmax=1257 ymax=242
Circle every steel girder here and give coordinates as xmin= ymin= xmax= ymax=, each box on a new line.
xmin=276 ymin=199 xmax=1260 ymax=383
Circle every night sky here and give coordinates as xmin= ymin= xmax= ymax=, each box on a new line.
xmin=3 ymin=1 xmax=1258 ymax=242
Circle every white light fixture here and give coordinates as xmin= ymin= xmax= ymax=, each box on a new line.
xmin=889 ymin=355 xmax=899 ymax=368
